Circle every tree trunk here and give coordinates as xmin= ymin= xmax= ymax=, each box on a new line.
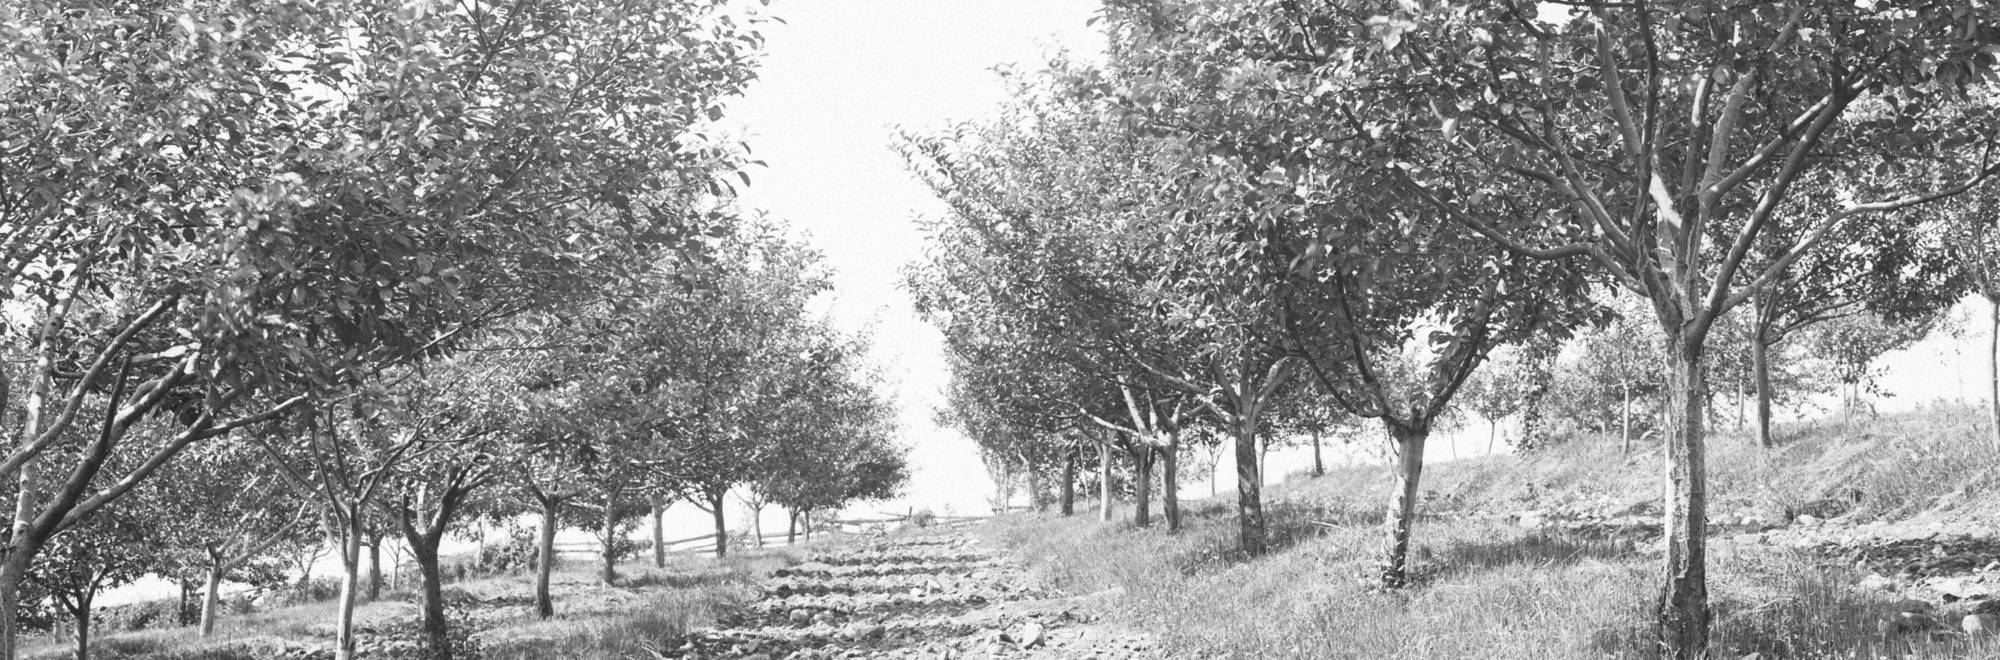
xmin=787 ymin=509 xmax=799 ymax=545
xmin=1380 ymin=422 xmax=1430 ymax=588
xmin=412 ymin=536 xmax=451 ymax=660
xmin=1059 ymin=447 xmax=1076 ymax=517
xmin=199 ymin=563 xmax=225 ymax=637
xmin=1988 ymin=299 xmax=1999 ymax=450
xmin=333 ymin=513 xmax=363 ymax=660
xmin=1754 ymin=324 xmax=1775 ymax=448
xmin=650 ymin=499 xmax=666 ymax=569
xmin=709 ymin=491 xmax=728 ymax=558
xmin=1622 ymin=380 xmax=1633 ymax=454
xmin=1130 ymin=445 xmax=1152 ymax=528
xmin=1161 ymin=435 xmax=1180 ymax=532
xmin=72 ymin=603 xmax=89 ymax=660
xmin=1487 ymin=422 xmax=1497 ymax=455
xmin=1657 ymin=333 xmax=1712 ymax=658
xmin=1098 ymin=442 xmax=1113 ymax=522
xmin=365 ymin=534 xmax=383 ymax=602
xmin=1312 ymin=430 xmax=1324 ymax=477
xmin=600 ymin=488 xmax=619 ymax=586
xmin=1233 ymin=419 xmax=1266 ymax=554
xmin=534 ymin=499 xmax=558 ymax=620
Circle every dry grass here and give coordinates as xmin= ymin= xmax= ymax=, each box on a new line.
xmin=981 ymin=404 xmax=2000 ymax=659
xmin=18 ymin=549 xmax=804 ymax=660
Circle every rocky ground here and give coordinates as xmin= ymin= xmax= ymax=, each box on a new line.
xmin=660 ymin=523 xmax=1160 ymax=660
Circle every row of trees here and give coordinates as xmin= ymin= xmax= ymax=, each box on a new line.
xmin=911 ymin=1 xmax=2000 ymax=657
xmin=0 ymin=1 xmax=906 ymax=660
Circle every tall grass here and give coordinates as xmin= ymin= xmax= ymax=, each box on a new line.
xmin=982 ymin=405 xmax=2000 ymax=659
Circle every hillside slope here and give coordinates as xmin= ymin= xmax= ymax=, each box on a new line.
xmin=978 ymin=403 xmax=2000 ymax=659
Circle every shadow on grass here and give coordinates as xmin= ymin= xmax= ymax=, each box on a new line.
xmin=1410 ymin=529 xmax=1643 ymax=587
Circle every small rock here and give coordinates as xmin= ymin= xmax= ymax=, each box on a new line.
xmin=1966 ymin=613 xmax=2000 ymax=636
xmin=1017 ymin=622 xmax=1046 ymax=649
xmin=1795 ymin=514 xmax=1822 ymax=527
xmin=789 ymin=609 xmax=812 ymax=625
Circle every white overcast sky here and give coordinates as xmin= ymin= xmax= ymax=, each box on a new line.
xmin=722 ymin=1 xmax=1105 ymax=514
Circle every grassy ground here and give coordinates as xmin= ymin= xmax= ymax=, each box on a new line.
xmin=19 ymin=548 xmax=802 ymax=660
xmin=979 ymin=403 xmax=2000 ymax=659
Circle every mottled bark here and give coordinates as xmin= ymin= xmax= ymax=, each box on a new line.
xmin=1233 ymin=421 xmax=1265 ymax=554
xmin=1658 ymin=334 xmax=1711 ymax=657
xmin=1059 ymin=447 xmax=1076 ymax=517
xmin=1380 ymin=423 xmax=1429 ymax=588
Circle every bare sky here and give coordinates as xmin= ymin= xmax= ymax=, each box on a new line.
xmin=724 ymin=2 xmax=1104 ymax=514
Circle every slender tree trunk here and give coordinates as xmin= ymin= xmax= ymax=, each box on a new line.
xmin=1130 ymin=445 xmax=1152 ymax=528
xmin=365 ymin=534 xmax=383 ymax=602
xmin=199 ymin=563 xmax=226 ymax=636
xmin=1312 ymin=430 xmax=1324 ymax=477
xmin=1104 ymin=440 xmax=1120 ymax=524
xmin=534 ymin=500 xmax=558 ymax=620
xmin=1658 ymin=332 xmax=1711 ymax=658
xmin=787 ymin=510 xmax=798 ymax=545
xmin=1233 ymin=419 xmax=1266 ymax=554
xmin=1059 ymin=447 xmax=1076 ymax=517
xmin=1380 ymin=422 xmax=1430 ymax=588
xmin=1161 ymin=434 xmax=1180 ymax=532
xmin=1754 ymin=325 xmax=1775 ymax=448
xmin=333 ymin=513 xmax=363 ymax=660
xmin=1487 ymin=423 xmax=1497 ymax=455
xmin=1622 ymin=380 xmax=1633 ymax=454
xmin=709 ymin=491 xmax=728 ymax=558
xmin=600 ymin=487 xmax=619 ymax=585
xmin=650 ymin=499 xmax=666 ymax=568
xmin=751 ymin=501 xmax=766 ymax=549
xmin=1988 ymin=299 xmax=1999 ymax=450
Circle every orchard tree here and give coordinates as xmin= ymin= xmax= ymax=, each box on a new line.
xmin=1096 ymin=2 xmax=1604 ymax=585
xmin=1303 ymin=0 xmax=2000 ymax=652
xmin=0 ymin=0 xmax=766 ymax=655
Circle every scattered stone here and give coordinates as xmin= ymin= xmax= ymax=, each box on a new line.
xmin=1966 ymin=613 xmax=2000 ymax=636
xmin=789 ymin=609 xmax=813 ymax=625
xmin=1017 ymin=622 xmax=1046 ymax=649
xmin=1796 ymin=514 xmax=1822 ymax=527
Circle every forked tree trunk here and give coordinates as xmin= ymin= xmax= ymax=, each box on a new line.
xmin=1130 ymin=445 xmax=1152 ymax=528
xmin=534 ymin=500 xmax=558 ymax=619
xmin=1098 ymin=443 xmax=1112 ymax=522
xmin=1380 ymin=422 xmax=1429 ymax=588
xmin=1658 ymin=332 xmax=1712 ymax=658
xmin=1059 ymin=447 xmax=1076 ymax=517
xmin=1233 ymin=420 xmax=1266 ymax=554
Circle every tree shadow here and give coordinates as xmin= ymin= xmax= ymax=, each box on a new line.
xmin=1408 ymin=529 xmax=1644 ymax=587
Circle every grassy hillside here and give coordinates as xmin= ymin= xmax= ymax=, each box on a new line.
xmin=979 ymin=403 xmax=2000 ymax=659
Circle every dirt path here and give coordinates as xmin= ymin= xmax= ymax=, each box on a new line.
xmin=663 ymin=523 xmax=1161 ymax=659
